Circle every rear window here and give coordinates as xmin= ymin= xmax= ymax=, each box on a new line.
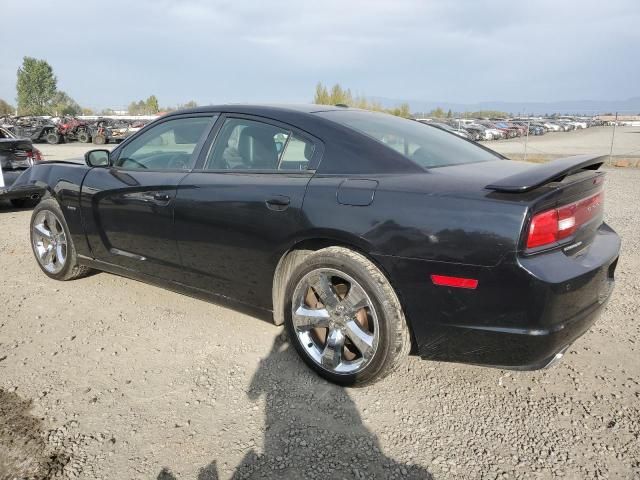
xmin=317 ymin=110 xmax=502 ymax=168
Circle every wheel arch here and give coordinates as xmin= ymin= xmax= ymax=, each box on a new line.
xmin=271 ymin=235 xmax=419 ymax=353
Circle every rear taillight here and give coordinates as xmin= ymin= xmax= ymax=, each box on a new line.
xmin=25 ymin=149 xmax=43 ymax=163
xmin=526 ymin=191 xmax=604 ymax=249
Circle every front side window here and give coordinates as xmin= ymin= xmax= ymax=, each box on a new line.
xmin=115 ymin=116 xmax=214 ymax=170
xmin=317 ymin=110 xmax=502 ymax=168
xmin=205 ymin=118 xmax=315 ymax=171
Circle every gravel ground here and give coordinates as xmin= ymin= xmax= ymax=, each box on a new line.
xmin=483 ymin=126 xmax=640 ymax=162
xmin=0 ymin=154 xmax=639 ymax=479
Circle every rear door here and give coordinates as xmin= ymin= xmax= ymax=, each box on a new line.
xmin=81 ymin=114 xmax=216 ymax=279
xmin=173 ymin=114 xmax=322 ymax=308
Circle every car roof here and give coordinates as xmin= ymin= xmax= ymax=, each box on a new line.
xmin=162 ymin=103 xmax=352 ymax=117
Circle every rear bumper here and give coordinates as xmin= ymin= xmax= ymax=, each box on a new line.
xmin=0 ymin=169 xmax=44 ymax=201
xmin=417 ymin=285 xmax=612 ymax=369
xmin=374 ymin=222 xmax=620 ymax=369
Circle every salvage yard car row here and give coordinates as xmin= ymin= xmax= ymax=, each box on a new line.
xmin=418 ymin=117 xmax=605 ymax=142
xmin=0 ymin=115 xmax=152 ymax=145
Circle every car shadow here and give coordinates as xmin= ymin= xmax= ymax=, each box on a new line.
xmin=157 ymin=335 xmax=433 ymax=479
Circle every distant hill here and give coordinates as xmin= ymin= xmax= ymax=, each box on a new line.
xmin=369 ymin=96 xmax=640 ymax=116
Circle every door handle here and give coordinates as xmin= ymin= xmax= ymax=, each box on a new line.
xmin=265 ymin=195 xmax=290 ymax=211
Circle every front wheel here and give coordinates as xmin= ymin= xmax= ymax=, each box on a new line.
xmin=284 ymin=247 xmax=411 ymax=386
xmin=30 ymin=199 xmax=92 ymax=281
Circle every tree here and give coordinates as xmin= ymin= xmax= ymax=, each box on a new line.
xmin=312 ymin=82 xmax=413 ymax=118
xmin=16 ymin=57 xmax=57 ymax=115
xmin=313 ymin=83 xmax=330 ymax=104
xmin=0 ymin=99 xmax=14 ymax=116
xmin=146 ymin=95 xmax=159 ymax=114
xmin=182 ymin=100 xmax=198 ymax=109
xmin=81 ymin=107 xmax=95 ymax=115
xmin=49 ymin=91 xmax=81 ymax=116
xmin=429 ymin=107 xmax=445 ymax=118
xmin=447 ymin=109 xmax=453 ymax=118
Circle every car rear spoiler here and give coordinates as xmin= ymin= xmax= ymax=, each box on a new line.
xmin=485 ymin=154 xmax=606 ymax=193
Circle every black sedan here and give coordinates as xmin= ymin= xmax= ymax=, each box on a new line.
xmin=0 ymin=126 xmax=44 ymax=207
xmin=7 ymin=105 xmax=620 ymax=385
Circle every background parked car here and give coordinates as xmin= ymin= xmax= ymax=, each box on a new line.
xmin=0 ymin=126 xmax=44 ymax=206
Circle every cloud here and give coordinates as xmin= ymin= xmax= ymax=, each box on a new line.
xmin=0 ymin=0 xmax=638 ymax=109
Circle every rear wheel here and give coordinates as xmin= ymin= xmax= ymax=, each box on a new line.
xmin=30 ymin=199 xmax=92 ymax=281
xmin=284 ymin=247 xmax=411 ymax=386
xmin=93 ymin=134 xmax=106 ymax=145
xmin=45 ymin=132 xmax=60 ymax=145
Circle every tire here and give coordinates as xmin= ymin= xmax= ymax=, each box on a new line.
xmin=46 ymin=132 xmax=60 ymax=145
xmin=30 ymin=198 xmax=92 ymax=281
xmin=93 ymin=134 xmax=106 ymax=145
xmin=77 ymin=131 xmax=90 ymax=143
xmin=283 ymin=246 xmax=411 ymax=386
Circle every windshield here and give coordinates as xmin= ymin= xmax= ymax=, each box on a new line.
xmin=317 ymin=110 xmax=502 ymax=168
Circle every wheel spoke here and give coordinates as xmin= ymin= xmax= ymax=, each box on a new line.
xmin=56 ymin=244 xmax=66 ymax=265
xmin=34 ymin=223 xmax=52 ymax=239
xmin=344 ymin=320 xmax=375 ymax=359
xmin=292 ymin=305 xmax=331 ymax=330
xmin=308 ymin=272 xmax=340 ymax=309
xmin=38 ymin=245 xmax=50 ymax=261
xmin=43 ymin=247 xmax=55 ymax=265
xmin=46 ymin=212 xmax=59 ymax=234
xmin=321 ymin=328 xmax=345 ymax=369
xmin=342 ymin=283 xmax=369 ymax=315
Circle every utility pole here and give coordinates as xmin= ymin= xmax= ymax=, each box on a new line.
xmin=524 ymin=121 xmax=530 ymax=162
xmin=608 ymin=112 xmax=618 ymax=165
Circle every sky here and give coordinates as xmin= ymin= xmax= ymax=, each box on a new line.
xmin=1 ymin=0 xmax=639 ymax=110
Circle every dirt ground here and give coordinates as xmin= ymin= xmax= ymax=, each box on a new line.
xmin=0 ymin=146 xmax=639 ymax=479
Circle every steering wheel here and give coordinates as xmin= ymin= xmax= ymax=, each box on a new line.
xmin=121 ymin=158 xmax=148 ymax=169
xmin=167 ymin=153 xmax=190 ymax=170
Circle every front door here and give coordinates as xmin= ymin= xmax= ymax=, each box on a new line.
xmin=173 ymin=115 xmax=322 ymax=308
xmin=81 ymin=114 xmax=216 ymax=279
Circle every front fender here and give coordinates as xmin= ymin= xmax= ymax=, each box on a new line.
xmin=2 ymin=162 xmax=92 ymax=256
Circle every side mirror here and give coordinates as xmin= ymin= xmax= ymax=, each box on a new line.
xmin=85 ymin=149 xmax=110 ymax=167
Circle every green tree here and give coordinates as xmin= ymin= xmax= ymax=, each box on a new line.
xmin=313 ymin=82 xmax=330 ymax=104
xmin=312 ymin=83 xmax=413 ymax=118
xmin=16 ymin=57 xmax=57 ymax=115
xmin=182 ymin=100 xmax=198 ymax=109
xmin=429 ymin=107 xmax=445 ymax=118
xmin=146 ymin=95 xmax=159 ymax=114
xmin=49 ymin=91 xmax=81 ymax=116
xmin=0 ymin=99 xmax=14 ymax=115
xmin=447 ymin=109 xmax=453 ymax=118
xmin=81 ymin=107 xmax=95 ymax=115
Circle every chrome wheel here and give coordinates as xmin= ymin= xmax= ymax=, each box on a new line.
xmin=32 ymin=210 xmax=67 ymax=274
xmin=292 ymin=268 xmax=379 ymax=375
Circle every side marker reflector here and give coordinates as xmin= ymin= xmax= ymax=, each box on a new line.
xmin=431 ymin=274 xmax=478 ymax=289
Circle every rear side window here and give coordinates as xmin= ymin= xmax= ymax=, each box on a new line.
xmin=205 ymin=118 xmax=315 ymax=171
xmin=318 ymin=110 xmax=502 ymax=168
